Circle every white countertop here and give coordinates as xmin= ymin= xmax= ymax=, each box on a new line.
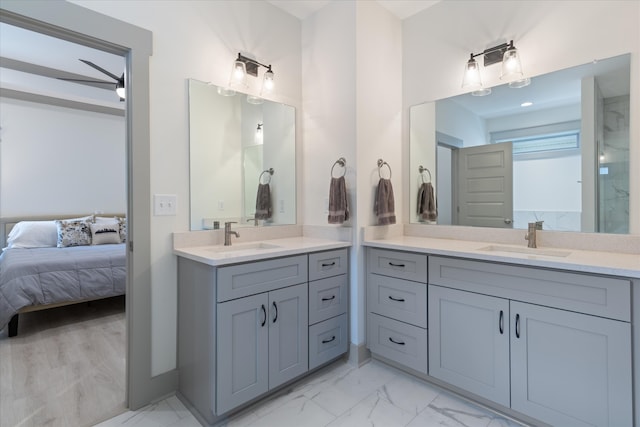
xmin=174 ymin=236 xmax=351 ymax=267
xmin=363 ymin=235 xmax=640 ymax=278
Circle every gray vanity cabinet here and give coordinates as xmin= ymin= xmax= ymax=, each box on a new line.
xmin=428 ymin=285 xmax=510 ymax=407
xmin=428 ymin=256 xmax=633 ymax=427
xmin=216 ymin=283 xmax=308 ymax=415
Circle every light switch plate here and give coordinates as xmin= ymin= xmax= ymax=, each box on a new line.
xmin=154 ymin=194 xmax=177 ymax=216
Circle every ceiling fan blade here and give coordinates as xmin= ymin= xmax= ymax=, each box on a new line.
xmin=79 ymin=59 xmax=120 ymax=81
xmin=58 ymin=77 xmax=115 ymax=85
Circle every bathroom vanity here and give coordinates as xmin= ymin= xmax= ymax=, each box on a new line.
xmin=174 ymin=237 xmax=350 ymax=426
xmin=364 ymin=235 xmax=639 ymax=427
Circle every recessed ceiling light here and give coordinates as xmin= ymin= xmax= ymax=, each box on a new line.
xmin=521 ymin=101 xmax=533 ymax=107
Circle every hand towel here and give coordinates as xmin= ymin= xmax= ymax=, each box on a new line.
xmin=328 ymin=176 xmax=349 ymax=224
xmin=417 ymin=182 xmax=437 ymax=221
xmin=255 ymin=183 xmax=272 ymax=219
xmin=374 ymin=178 xmax=396 ymax=225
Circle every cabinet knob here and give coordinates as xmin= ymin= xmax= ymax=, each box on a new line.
xmin=388 ymin=337 xmax=405 ymax=346
xmin=272 ymin=301 xmax=278 ymax=323
xmin=515 ymin=314 xmax=521 ymax=338
xmin=260 ymin=304 xmax=266 ymax=327
xmin=499 ymin=310 xmax=504 ymax=335
xmin=322 ymin=336 xmax=336 ymax=344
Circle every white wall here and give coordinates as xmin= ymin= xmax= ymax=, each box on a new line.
xmin=0 ymin=97 xmax=125 ymax=216
xmin=70 ymin=0 xmax=302 ymax=376
xmin=301 ymin=1 xmax=402 ymax=347
xmin=403 ymin=0 xmax=639 ymax=231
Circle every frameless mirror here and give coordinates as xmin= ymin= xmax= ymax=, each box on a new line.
xmin=410 ymin=53 xmax=630 ymax=233
xmin=188 ymin=80 xmax=296 ymax=230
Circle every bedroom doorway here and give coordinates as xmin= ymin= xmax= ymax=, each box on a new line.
xmin=0 ymin=2 xmax=165 ymax=423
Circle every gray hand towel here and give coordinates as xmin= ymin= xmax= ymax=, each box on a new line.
xmin=374 ymin=178 xmax=396 ymax=225
xmin=328 ymin=176 xmax=349 ymax=224
xmin=417 ymin=182 xmax=437 ymax=221
xmin=255 ymin=183 xmax=272 ymax=219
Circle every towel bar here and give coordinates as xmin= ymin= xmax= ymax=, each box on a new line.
xmin=259 ymin=167 xmax=274 ymax=184
xmin=377 ymin=159 xmax=392 ymax=179
xmin=331 ymin=157 xmax=347 ymax=178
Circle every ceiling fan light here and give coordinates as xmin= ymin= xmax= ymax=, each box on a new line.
xmin=115 ymin=75 xmax=125 ymax=99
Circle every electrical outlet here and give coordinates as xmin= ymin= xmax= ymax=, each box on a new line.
xmin=279 ymin=200 xmax=285 ymax=213
xmin=154 ymin=194 xmax=177 ymax=216
xmin=218 ymin=200 xmax=225 ymax=211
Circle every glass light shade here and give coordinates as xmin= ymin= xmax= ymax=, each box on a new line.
xmin=462 ymin=58 xmax=482 ymax=90
xmin=230 ymin=59 xmax=247 ymax=87
xmin=501 ymin=47 xmax=524 ymax=81
xmin=261 ymin=68 xmax=274 ymax=95
xmin=508 ymin=77 xmax=531 ymax=88
xmin=246 ymin=95 xmax=264 ymax=105
xmin=471 ymin=88 xmax=492 ymax=96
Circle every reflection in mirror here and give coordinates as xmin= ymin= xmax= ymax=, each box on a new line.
xmin=410 ymin=54 xmax=630 ymax=234
xmin=188 ymin=80 xmax=296 ymax=230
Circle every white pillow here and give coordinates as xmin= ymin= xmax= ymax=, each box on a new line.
xmin=6 ymin=220 xmax=58 ymax=249
xmin=97 ymin=216 xmax=126 ymax=243
xmin=90 ymin=220 xmax=121 ymax=245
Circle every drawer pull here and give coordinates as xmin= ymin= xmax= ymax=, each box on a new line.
xmin=261 ymin=304 xmax=267 ymax=327
xmin=388 ymin=262 xmax=405 ymax=268
xmin=499 ymin=310 xmax=504 ymax=335
xmin=322 ymin=336 xmax=336 ymax=344
xmin=321 ymin=295 xmax=336 ymax=301
xmin=515 ymin=314 xmax=520 ymax=338
xmin=273 ymin=301 xmax=278 ymax=323
xmin=388 ymin=295 xmax=405 ymax=302
xmin=321 ymin=261 xmax=336 ymax=267
xmin=388 ymin=337 xmax=405 ymax=346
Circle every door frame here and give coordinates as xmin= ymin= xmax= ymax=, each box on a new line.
xmin=0 ymin=1 xmax=177 ymax=409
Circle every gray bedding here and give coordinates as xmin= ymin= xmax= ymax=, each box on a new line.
xmin=0 ymin=243 xmax=126 ymax=330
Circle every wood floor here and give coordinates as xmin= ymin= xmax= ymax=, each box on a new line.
xmin=0 ymin=296 xmax=126 ymax=427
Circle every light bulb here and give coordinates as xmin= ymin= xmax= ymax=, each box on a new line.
xmin=500 ymin=46 xmax=524 ymax=81
xmin=262 ymin=68 xmax=274 ymax=94
xmin=462 ymin=57 xmax=482 ymax=90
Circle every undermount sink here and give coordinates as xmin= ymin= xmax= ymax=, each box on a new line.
xmin=479 ymin=245 xmax=571 ymax=258
xmin=204 ymin=242 xmax=282 ymax=254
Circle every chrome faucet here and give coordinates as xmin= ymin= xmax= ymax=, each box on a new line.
xmin=246 ymin=217 xmax=258 ymax=226
xmin=224 ymin=221 xmax=239 ymax=246
xmin=524 ymin=222 xmax=537 ymax=248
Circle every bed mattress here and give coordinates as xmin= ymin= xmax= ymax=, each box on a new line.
xmin=0 ymin=243 xmax=126 ymax=330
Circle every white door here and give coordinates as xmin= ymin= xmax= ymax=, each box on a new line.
xmin=457 ymin=142 xmax=513 ymax=228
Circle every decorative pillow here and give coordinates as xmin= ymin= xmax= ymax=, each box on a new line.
xmin=95 ymin=216 xmax=126 ymax=243
xmin=6 ymin=220 xmax=58 ymax=249
xmin=116 ymin=217 xmax=127 ymax=243
xmin=55 ymin=219 xmax=92 ymax=248
xmin=90 ymin=220 xmax=121 ymax=245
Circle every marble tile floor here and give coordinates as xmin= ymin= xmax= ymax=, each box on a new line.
xmin=97 ymin=358 xmax=527 ymax=427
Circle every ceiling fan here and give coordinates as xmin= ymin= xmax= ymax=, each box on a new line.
xmin=59 ymin=59 xmax=125 ymax=101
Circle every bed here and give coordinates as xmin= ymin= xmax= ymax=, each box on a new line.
xmin=0 ymin=214 xmax=126 ymax=337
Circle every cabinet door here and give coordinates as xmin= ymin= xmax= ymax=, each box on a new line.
xmin=268 ymin=283 xmax=309 ymax=389
xmin=216 ymin=293 xmax=269 ymax=414
xmin=510 ymin=302 xmax=632 ymax=427
xmin=428 ymin=285 xmax=510 ymax=407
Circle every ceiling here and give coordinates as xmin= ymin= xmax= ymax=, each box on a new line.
xmin=266 ymin=0 xmax=441 ymax=20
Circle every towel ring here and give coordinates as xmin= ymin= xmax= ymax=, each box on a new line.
xmin=418 ymin=165 xmax=432 ymax=183
xmin=331 ymin=157 xmax=347 ymax=178
xmin=377 ymin=159 xmax=392 ymax=179
xmin=259 ymin=167 xmax=274 ymax=184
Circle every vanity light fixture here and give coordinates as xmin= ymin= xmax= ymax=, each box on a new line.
xmin=229 ymin=52 xmax=275 ymax=95
xmin=256 ymin=123 xmax=263 ymax=144
xmin=115 ymin=75 xmax=125 ymax=100
xmin=462 ymin=40 xmax=529 ymax=96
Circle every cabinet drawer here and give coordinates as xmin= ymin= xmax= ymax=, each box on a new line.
xmin=309 ymin=249 xmax=348 ymax=281
xmin=368 ymin=274 xmax=427 ymax=328
xmin=309 ymin=275 xmax=348 ymax=325
xmin=309 ymin=313 xmax=348 ymax=370
xmin=368 ymin=248 xmax=427 ymax=283
xmin=429 ymin=256 xmax=631 ymax=321
xmin=217 ymin=255 xmax=308 ymax=302
xmin=367 ymin=313 xmax=428 ymax=374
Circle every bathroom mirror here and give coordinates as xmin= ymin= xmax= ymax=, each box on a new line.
xmin=410 ymin=53 xmax=630 ymax=233
xmin=189 ymin=79 xmax=296 ymax=230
